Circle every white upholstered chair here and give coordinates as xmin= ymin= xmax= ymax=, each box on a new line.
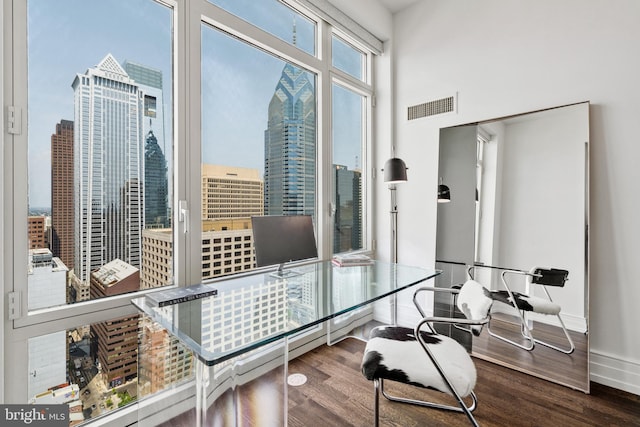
xmin=361 ymin=280 xmax=492 ymax=426
xmin=487 ymin=267 xmax=575 ymax=354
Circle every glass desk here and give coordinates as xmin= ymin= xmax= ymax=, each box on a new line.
xmin=132 ymin=260 xmax=440 ymax=426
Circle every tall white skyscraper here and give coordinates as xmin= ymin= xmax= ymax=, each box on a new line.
xmin=72 ymin=54 xmax=144 ymax=283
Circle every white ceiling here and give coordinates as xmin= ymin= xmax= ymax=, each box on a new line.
xmin=377 ymin=0 xmax=421 ymax=14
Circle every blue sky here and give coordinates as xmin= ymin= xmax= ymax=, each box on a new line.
xmin=28 ymin=0 xmax=361 ymax=208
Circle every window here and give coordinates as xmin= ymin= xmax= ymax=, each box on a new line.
xmin=201 ymin=22 xmax=317 ymax=280
xmin=332 ymin=83 xmax=366 ymax=254
xmin=332 ymin=34 xmax=366 ymax=81
xmin=5 ymin=0 xmax=377 ymax=423
xmin=27 ymin=0 xmax=174 ymax=310
xmin=11 ymin=0 xmax=176 ymax=422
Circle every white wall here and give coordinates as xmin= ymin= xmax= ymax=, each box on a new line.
xmin=386 ymin=0 xmax=640 ymax=394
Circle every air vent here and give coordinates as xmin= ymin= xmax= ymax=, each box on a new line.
xmin=407 ymin=95 xmax=456 ymax=120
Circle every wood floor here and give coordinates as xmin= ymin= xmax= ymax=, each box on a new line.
xmin=163 ymin=338 xmax=640 ymax=426
xmin=470 ymin=313 xmax=589 ymax=392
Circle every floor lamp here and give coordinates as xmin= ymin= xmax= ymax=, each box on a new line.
xmin=384 ymin=158 xmax=407 ymax=326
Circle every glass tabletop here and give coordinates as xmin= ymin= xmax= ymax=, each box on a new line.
xmin=132 ymin=260 xmax=440 ymax=365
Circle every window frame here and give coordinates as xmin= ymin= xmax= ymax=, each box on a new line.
xmin=8 ymin=0 xmax=183 ymax=331
xmin=330 ymin=78 xmax=372 ymax=254
xmin=331 ymin=32 xmax=367 ymax=83
xmin=329 ymin=29 xmax=375 ymax=255
xmin=2 ymin=0 xmax=376 ymax=421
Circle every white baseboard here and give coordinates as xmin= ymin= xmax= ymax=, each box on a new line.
xmin=590 ymin=350 xmax=640 ymax=396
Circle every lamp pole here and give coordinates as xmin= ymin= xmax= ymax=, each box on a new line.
xmin=390 ymin=183 xmax=399 ymax=325
xmin=390 ymin=183 xmax=398 ymax=263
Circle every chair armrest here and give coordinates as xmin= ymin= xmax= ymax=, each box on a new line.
xmin=416 ymin=313 xmax=490 ymax=337
xmin=412 ymin=286 xmax=460 ymax=318
xmin=531 ymin=267 xmax=568 ymax=287
xmin=417 ymin=316 xmax=489 ymax=330
xmin=499 ymin=268 xmax=540 ymax=301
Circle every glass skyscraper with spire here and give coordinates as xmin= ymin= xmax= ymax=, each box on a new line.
xmin=143 ymin=130 xmax=168 ymax=228
xmin=124 ymin=60 xmax=169 ymax=229
xmin=264 ymin=63 xmax=316 ymax=216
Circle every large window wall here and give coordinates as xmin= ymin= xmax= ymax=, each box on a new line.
xmin=2 ymin=0 xmax=376 ymax=424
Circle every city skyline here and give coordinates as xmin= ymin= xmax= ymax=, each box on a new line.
xmin=28 ymin=0 xmax=172 ymax=209
xmin=28 ymin=0 xmax=362 ymax=209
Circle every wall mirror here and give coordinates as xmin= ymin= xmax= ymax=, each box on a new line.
xmin=435 ymin=102 xmax=590 ymax=392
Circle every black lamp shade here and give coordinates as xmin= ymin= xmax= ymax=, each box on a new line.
xmin=383 ymin=158 xmax=408 ymax=183
xmin=438 ymin=184 xmax=451 ymax=203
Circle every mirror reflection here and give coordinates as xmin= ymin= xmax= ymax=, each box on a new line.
xmin=435 ymin=102 xmax=590 ymax=392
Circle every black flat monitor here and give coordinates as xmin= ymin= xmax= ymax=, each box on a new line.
xmin=251 ymin=215 xmax=318 ymax=278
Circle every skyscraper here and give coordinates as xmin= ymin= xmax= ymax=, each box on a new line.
xmin=144 ymin=130 xmax=168 ymax=228
xmin=264 ymin=63 xmax=316 ymax=216
xmin=90 ymin=314 xmax=140 ymax=389
xmin=123 ymin=60 xmax=169 ymax=228
xmin=333 ymin=165 xmax=362 ymax=253
xmin=51 ymin=119 xmax=75 ymax=269
xmin=72 ymin=54 xmax=144 ymax=283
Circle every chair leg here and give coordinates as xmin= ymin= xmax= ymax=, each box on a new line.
xmin=487 ymin=272 xmax=537 ymax=351
xmin=526 ymin=286 xmax=575 ymax=354
xmin=488 ymin=310 xmax=535 ymax=351
xmin=378 ymin=379 xmax=479 ymax=426
xmin=531 ymin=313 xmax=575 ymax=354
xmin=488 ymin=310 xmax=575 ymax=354
xmin=373 ymin=379 xmax=380 ymax=427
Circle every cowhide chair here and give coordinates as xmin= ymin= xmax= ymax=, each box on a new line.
xmin=361 ymin=280 xmax=492 ymax=427
xmin=488 ymin=267 xmax=575 ymax=354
